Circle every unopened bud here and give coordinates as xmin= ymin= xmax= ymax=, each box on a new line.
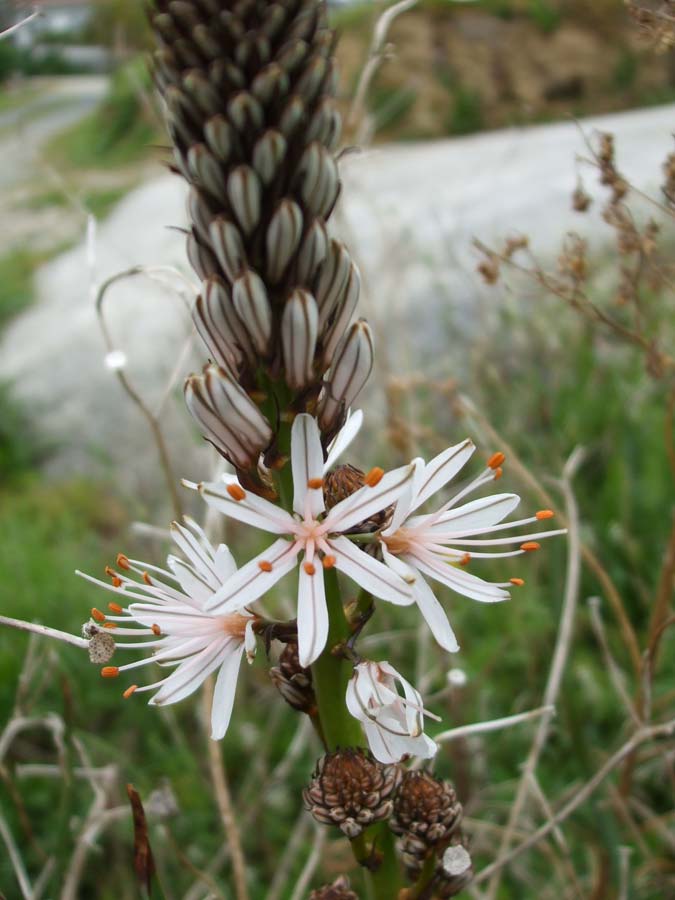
xmin=318 ymin=320 xmax=374 ymax=432
xmin=266 ymin=199 xmax=303 ymax=283
xmin=187 ymin=143 xmax=226 ymax=201
xmin=227 ymin=165 xmax=261 ymax=235
xmin=281 ymin=290 xmax=319 ymax=389
xmin=295 ymin=218 xmax=328 ymax=283
xmin=232 ymin=270 xmax=272 ymax=355
xmin=296 ymin=142 xmax=339 ymax=218
xmin=209 ymin=218 xmax=247 ymax=283
xmin=252 ymin=129 xmax=287 ymax=184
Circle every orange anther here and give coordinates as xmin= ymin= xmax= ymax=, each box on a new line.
xmin=488 ymin=452 xmax=505 ymax=470
xmin=105 ymin=565 xmax=116 ymax=577
xmin=151 ymin=624 xmax=161 ymax=636
xmin=521 ymin=541 xmax=541 ymax=552
xmin=258 ymin=560 xmax=273 ymax=572
xmin=307 ymin=477 xmax=324 ymax=489
xmin=227 ymin=483 xmax=246 ymax=501
xmin=536 ymin=509 xmax=554 ymax=520
xmin=123 ymin=685 xmax=138 ymax=699
xmin=111 ymin=576 xmax=122 ymax=588
xmin=304 ymin=562 xmax=316 ymax=576
xmin=510 ymin=577 xmax=525 ymax=586
xmin=103 ymin=622 xmax=117 ymax=629
xmin=142 ymin=572 xmax=153 ymax=585
xmin=322 ymin=555 xmax=336 ymax=569
xmin=101 ymin=666 xmax=119 ymax=678
xmin=91 ymin=607 xmax=106 ymax=623
xmin=493 ymin=467 xmax=503 ymax=480
xmin=116 ymin=553 xmax=130 ymax=570
xmin=365 ymin=467 xmax=384 ymax=487
xmin=108 ymin=602 xmax=123 ymax=614
xmin=459 ymin=553 xmax=471 ymax=566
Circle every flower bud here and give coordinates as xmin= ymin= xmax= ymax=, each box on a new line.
xmin=296 ymin=142 xmax=339 ymax=218
xmin=209 ymin=217 xmax=247 ymax=283
xmin=204 ymin=114 xmax=233 ymax=162
xmin=266 ymin=199 xmax=303 ymax=283
xmin=194 ymin=276 xmax=256 ymax=373
xmin=252 ymin=129 xmax=287 ymax=184
xmin=295 ymin=218 xmax=328 ymax=284
xmin=186 ymin=230 xmax=219 ymax=280
xmin=185 ymin=365 xmax=272 ymax=468
xmin=281 ymin=289 xmax=319 ymax=389
xmin=187 ymin=143 xmax=226 ymax=201
xmin=318 ymin=320 xmax=374 ymax=433
xmin=321 ymin=264 xmax=360 ymax=366
xmin=227 ymin=165 xmax=261 ymax=236
xmin=315 ymin=240 xmax=353 ymax=330
xmin=232 ymin=270 xmax=272 ymax=355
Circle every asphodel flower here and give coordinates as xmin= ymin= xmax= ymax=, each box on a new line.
xmin=186 ymin=414 xmax=415 ymax=666
xmin=77 ymin=519 xmax=256 ymax=739
xmin=379 ymin=439 xmax=566 ymax=652
xmin=346 ymin=660 xmax=439 ymax=763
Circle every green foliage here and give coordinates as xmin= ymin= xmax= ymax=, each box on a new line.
xmin=0 ymin=248 xmax=42 ymax=329
xmin=45 ymin=58 xmax=159 ymax=169
xmin=0 ymin=384 xmax=47 ymax=482
xmin=526 ymin=0 xmax=561 ymax=33
xmin=613 ymin=47 xmax=639 ymax=91
xmin=448 ymin=84 xmax=484 ymax=135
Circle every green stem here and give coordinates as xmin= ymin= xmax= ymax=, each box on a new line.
xmin=311 ymin=570 xmax=402 ymax=897
xmin=407 ymin=851 xmax=437 ymax=899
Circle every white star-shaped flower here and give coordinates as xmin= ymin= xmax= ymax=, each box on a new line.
xmin=379 ymin=439 xmax=566 ymax=652
xmin=77 ymin=518 xmax=256 ymax=740
xmin=188 ymin=414 xmax=415 ymax=667
xmin=346 ymin=660 xmax=439 ymax=763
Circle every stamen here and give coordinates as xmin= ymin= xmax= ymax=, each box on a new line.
xmin=116 ymin=554 xmax=130 ymax=570
xmin=151 ymin=624 xmax=161 ymax=636
xmin=101 ymin=666 xmax=119 ymax=678
xmin=142 ymin=572 xmax=153 ymax=585
xmin=459 ymin=553 xmax=471 ymax=566
xmin=258 ymin=560 xmax=273 ymax=572
xmin=227 ymin=483 xmax=246 ymax=501
xmin=322 ymin=555 xmax=336 ymax=569
xmin=536 ymin=509 xmax=554 ymax=520
xmin=91 ymin=608 xmax=106 ymax=623
xmin=510 ymin=577 xmax=525 ymax=586
xmin=103 ymin=622 xmax=117 ymax=629
xmin=123 ymin=684 xmax=138 ymax=699
xmin=307 ymin=477 xmax=324 ymax=489
xmin=488 ymin=451 xmax=505 ymax=470
xmin=108 ymin=602 xmax=123 ymax=614
xmin=104 ymin=565 xmax=116 ymax=578
xmin=303 ymin=562 xmax=316 ymax=576
xmin=111 ymin=576 xmax=122 ymax=588
xmin=364 ymin=467 xmax=384 ymax=487
xmin=493 ymin=466 xmax=503 ymax=480
xmin=521 ymin=541 xmax=540 ymax=552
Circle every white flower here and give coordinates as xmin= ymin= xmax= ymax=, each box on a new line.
xmin=188 ymin=414 xmax=415 ymax=667
xmin=346 ymin=660 xmax=439 ymax=763
xmin=77 ymin=518 xmax=256 ymax=740
xmin=379 ymin=440 xmax=566 ymax=653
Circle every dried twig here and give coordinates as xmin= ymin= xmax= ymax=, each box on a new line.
xmin=434 ymin=706 xmax=555 ymax=744
xmin=0 ymin=616 xmax=88 ymax=651
xmin=486 ymin=447 xmax=583 ymax=899
xmin=288 ymin=825 xmax=327 ymax=900
xmin=474 ymin=717 xmax=675 ymax=885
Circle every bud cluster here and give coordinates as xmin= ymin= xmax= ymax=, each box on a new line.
xmin=150 ymin=0 xmax=373 ymax=478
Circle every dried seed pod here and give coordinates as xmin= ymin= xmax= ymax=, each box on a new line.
xmin=281 ymin=289 xmax=319 ymax=389
xmin=266 ymin=199 xmax=304 ymax=283
xmin=269 ymin=642 xmax=315 ymax=714
xmin=303 ymin=748 xmax=401 ymax=838
xmin=308 ymin=875 xmax=359 ymax=900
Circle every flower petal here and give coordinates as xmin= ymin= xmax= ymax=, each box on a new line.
xmin=291 ymin=414 xmax=326 ymax=519
xmin=420 ymin=493 xmax=521 ymax=535
xmin=149 ymin=638 xmax=229 ymax=707
xmin=411 ymin=573 xmax=460 ymax=652
xmin=411 ymin=552 xmax=509 ymax=603
xmin=324 ymin=409 xmax=363 ymax=471
xmin=297 ymin=556 xmax=328 ymax=666
xmin=211 ymin=643 xmax=245 ymax=739
xmin=409 ymin=439 xmax=475 ymax=514
xmin=327 ymin=462 xmax=417 ymax=534
xmin=198 ymin=476 xmax=295 ymax=535
xmin=206 ymin=539 xmax=298 ymax=613
xmin=384 ymin=458 xmax=424 ymax=535
xmin=329 ymin=536 xmax=413 ymax=606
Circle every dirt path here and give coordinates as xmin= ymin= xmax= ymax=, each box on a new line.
xmin=0 ymin=102 xmax=672 ymax=500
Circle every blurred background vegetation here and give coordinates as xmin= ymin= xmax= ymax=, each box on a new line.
xmin=0 ymin=1 xmax=673 ymax=898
